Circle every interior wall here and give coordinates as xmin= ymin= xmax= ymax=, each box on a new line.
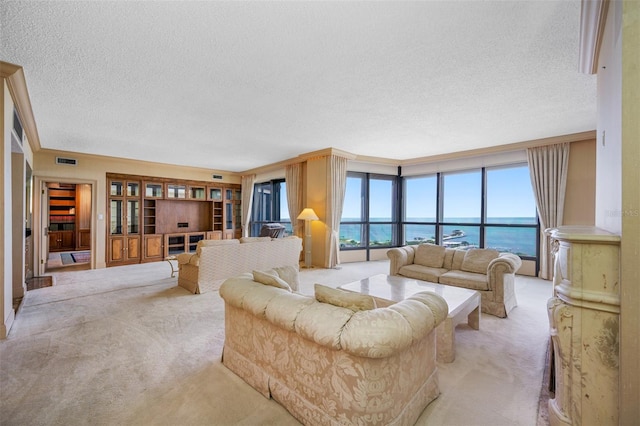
xmin=1 ymin=79 xmax=15 ymax=338
xmin=305 ymin=157 xmax=328 ymax=268
xmin=564 ymin=139 xmax=596 ymax=225
xmin=595 ymin=1 xmax=623 ymax=234
xmin=620 ymin=1 xmax=640 ymax=422
xmin=77 ymin=184 xmax=91 ymax=230
xmin=11 ymin=152 xmax=25 ymax=299
xmin=33 ymin=150 xmax=241 ymax=269
xmin=595 ymin=1 xmax=640 ymax=423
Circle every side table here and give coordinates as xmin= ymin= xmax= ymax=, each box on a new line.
xmin=165 ymin=255 xmax=178 ymax=278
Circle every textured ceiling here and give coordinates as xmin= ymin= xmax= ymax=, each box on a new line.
xmin=1 ymin=1 xmax=596 ymax=173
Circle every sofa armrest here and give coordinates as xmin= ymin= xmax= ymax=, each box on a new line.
xmin=340 ymin=291 xmax=447 ymax=358
xmin=176 ymin=253 xmax=196 ymax=265
xmin=387 ymin=246 xmax=416 ymax=275
xmin=487 ymin=253 xmax=522 ymax=289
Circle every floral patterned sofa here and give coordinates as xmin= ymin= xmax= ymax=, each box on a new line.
xmin=387 ymin=244 xmax=522 ymax=317
xmin=219 ymin=271 xmax=448 ymax=425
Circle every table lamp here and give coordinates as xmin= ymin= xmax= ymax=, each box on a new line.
xmin=297 ymin=208 xmax=319 ymax=268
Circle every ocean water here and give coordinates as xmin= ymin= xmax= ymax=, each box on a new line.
xmin=340 ymin=217 xmax=538 ymax=257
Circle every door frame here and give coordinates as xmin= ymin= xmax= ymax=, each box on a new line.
xmin=33 ymin=176 xmax=97 ymax=275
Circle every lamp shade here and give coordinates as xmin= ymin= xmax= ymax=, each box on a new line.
xmin=297 ymin=208 xmax=319 ymax=221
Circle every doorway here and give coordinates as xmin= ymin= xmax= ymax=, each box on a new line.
xmin=35 ymin=179 xmax=94 ymax=275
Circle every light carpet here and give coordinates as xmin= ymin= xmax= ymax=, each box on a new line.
xmin=47 ymin=251 xmax=91 ymax=269
xmin=0 ymin=261 xmax=552 ymax=426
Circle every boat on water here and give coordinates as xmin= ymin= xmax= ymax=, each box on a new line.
xmin=443 ymin=229 xmax=465 ymax=240
xmin=407 ymin=230 xmax=466 ymax=245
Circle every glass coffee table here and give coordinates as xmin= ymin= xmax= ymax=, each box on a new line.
xmin=339 ymin=274 xmax=480 ymax=363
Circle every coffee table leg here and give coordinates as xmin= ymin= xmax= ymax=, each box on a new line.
xmin=436 ymin=319 xmax=455 ymax=363
xmin=468 ymin=306 xmax=480 ymax=330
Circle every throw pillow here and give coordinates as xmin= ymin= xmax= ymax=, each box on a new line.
xmin=271 ymin=265 xmax=300 ymax=292
xmin=414 ymin=243 xmax=446 ymax=268
xmin=252 ymin=270 xmax=292 ymax=291
xmin=314 ymin=284 xmax=377 ymax=311
xmin=461 ymin=249 xmax=500 ymax=274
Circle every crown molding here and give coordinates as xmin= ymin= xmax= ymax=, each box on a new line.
xmin=242 ymin=131 xmax=597 ymax=176
xmin=37 ymin=147 xmax=240 ymax=180
xmin=399 ymin=130 xmax=596 ymax=167
xmin=350 ymin=155 xmax=401 ymax=167
xmin=296 ymin=147 xmax=358 ymax=162
xmin=579 ymin=0 xmax=610 ymax=74
xmin=0 ymin=61 xmax=42 ymax=151
xmin=242 ymin=147 xmax=358 ymax=176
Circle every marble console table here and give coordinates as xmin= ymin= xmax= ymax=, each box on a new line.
xmin=546 ymin=226 xmax=620 ymax=426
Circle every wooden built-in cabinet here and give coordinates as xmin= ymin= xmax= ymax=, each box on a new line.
xmin=49 ymin=230 xmax=74 ymax=251
xmin=106 ymin=173 xmax=241 ymax=267
xmin=107 ymin=179 xmax=141 ymax=266
xmin=224 ymin=187 xmax=242 ymax=239
xmin=48 ymin=183 xmax=92 ymax=252
xmin=48 ymin=184 xmax=76 ymax=252
xmin=209 ymin=186 xmax=224 ymax=239
xmin=164 ymin=232 xmax=206 ymax=256
xmin=143 ymin=234 xmax=164 ymax=259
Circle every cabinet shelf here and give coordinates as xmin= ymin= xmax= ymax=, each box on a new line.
xmin=50 ymin=199 xmax=75 ymax=206
xmin=164 ymin=232 xmax=205 ymax=256
xmin=143 ymin=199 xmax=157 ymax=235
xmin=48 ymin=185 xmax=77 ymax=251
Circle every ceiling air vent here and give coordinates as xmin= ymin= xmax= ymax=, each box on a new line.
xmin=56 ymin=157 xmax=78 ymax=166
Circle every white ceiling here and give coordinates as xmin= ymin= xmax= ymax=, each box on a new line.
xmin=1 ymin=1 xmax=596 ymax=173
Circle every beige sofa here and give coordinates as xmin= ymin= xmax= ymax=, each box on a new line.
xmin=387 ymin=244 xmax=522 ymax=317
xmin=176 ymin=236 xmax=302 ymax=294
xmin=219 ymin=272 xmax=448 ymax=425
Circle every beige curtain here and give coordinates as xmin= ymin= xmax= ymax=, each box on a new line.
xmin=285 ymin=163 xmax=304 ymax=238
xmin=241 ymin=174 xmax=256 ymax=237
xmin=527 ymin=143 xmax=570 ymax=280
xmin=325 ymin=155 xmax=348 ymax=268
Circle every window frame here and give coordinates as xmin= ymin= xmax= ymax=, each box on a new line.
xmin=249 ymin=179 xmax=291 ymax=236
xmin=340 ymin=172 xmax=400 ymax=256
xmin=400 ymin=164 xmax=539 ymax=262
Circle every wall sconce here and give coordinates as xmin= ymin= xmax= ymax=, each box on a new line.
xmin=297 ymin=207 xmax=319 ymax=268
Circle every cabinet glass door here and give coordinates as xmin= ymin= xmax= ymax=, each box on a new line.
xmin=127 ymin=182 xmax=139 ymax=197
xmin=226 ymin=203 xmax=233 ymax=230
xmin=208 ymin=187 xmax=222 ymax=201
xmin=110 ymin=181 xmax=123 ymax=196
xmin=110 ymin=200 xmax=123 ymax=234
xmin=167 ymin=184 xmax=186 ymax=199
xmin=189 ymin=186 xmax=206 ymax=200
xmin=127 ymin=200 xmax=139 ymax=234
xmin=145 ymin=183 xmax=163 ymax=198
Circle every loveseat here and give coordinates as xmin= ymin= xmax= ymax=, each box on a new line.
xmin=387 ymin=244 xmax=522 ymax=317
xmin=219 ymin=271 xmax=448 ymax=425
xmin=176 ymin=236 xmax=302 ymax=294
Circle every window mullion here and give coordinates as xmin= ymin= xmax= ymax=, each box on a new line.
xmin=480 ymin=167 xmax=486 ymax=248
xmin=436 ymin=172 xmax=442 ymax=244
